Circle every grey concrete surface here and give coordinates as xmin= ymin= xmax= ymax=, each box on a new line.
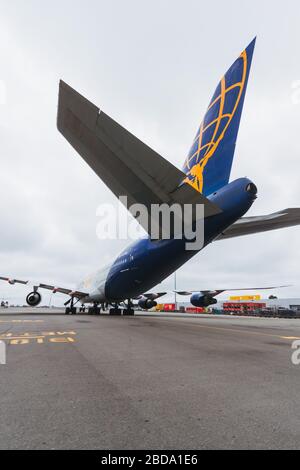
xmin=0 ymin=311 xmax=300 ymax=450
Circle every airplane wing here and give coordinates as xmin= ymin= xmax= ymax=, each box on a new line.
xmin=176 ymin=286 xmax=288 ymax=297
xmin=134 ymin=292 xmax=167 ymax=300
xmin=57 ymin=81 xmax=222 ymax=237
xmin=215 ymin=208 xmax=300 ymax=240
xmin=0 ymin=277 xmax=88 ymax=299
xmin=140 ymin=287 xmax=286 ymax=300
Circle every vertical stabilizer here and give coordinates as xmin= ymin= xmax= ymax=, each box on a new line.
xmin=183 ymin=38 xmax=256 ymax=195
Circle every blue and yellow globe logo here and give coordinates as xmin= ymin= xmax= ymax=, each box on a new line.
xmin=183 ymin=47 xmax=250 ymax=195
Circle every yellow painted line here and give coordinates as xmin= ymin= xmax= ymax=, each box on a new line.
xmin=11 ymin=339 xmax=31 ymax=345
xmin=280 ymin=336 xmax=300 ymax=340
xmin=0 ymin=320 xmax=44 ymax=323
xmin=0 ymin=336 xmax=46 ymax=340
xmin=49 ymin=337 xmax=75 ymax=343
xmin=157 ymin=318 xmax=299 ymax=341
xmin=0 ymin=331 xmax=77 ymax=340
xmin=9 ymin=337 xmax=76 ymax=345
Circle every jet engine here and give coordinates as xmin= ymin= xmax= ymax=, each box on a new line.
xmin=190 ymin=293 xmax=217 ymax=307
xmin=138 ymin=298 xmax=157 ymax=310
xmin=26 ymin=291 xmax=42 ymax=307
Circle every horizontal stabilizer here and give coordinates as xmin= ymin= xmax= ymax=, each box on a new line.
xmin=216 ymin=208 xmax=300 ymax=240
xmin=57 ymin=81 xmax=222 ymax=237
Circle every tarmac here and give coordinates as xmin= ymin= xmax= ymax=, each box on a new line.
xmin=0 ymin=309 xmax=300 ymax=450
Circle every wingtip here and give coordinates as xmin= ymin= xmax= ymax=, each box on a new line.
xmin=245 ymin=36 xmax=257 ymax=55
xmin=59 ymin=79 xmax=75 ymax=93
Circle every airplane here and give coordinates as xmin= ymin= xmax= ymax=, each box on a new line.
xmin=2 ymin=37 xmax=300 ymax=315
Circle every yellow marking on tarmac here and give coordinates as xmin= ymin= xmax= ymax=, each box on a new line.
xmin=280 ymin=336 xmax=300 ymax=340
xmin=0 ymin=331 xmax=77 ymax=345
xmin=1 ymin=336 xmax=45 ymax=340
xmin=0 ymin=320 xmax=44 ymax=323
xmin=11 ymin=339 xmax=30 ymax=345
xmin=55 ymin=331 xmax=76 ymax=335
xmin=157 ymin=318 xmax=299 ymax=342
xmin=0 ymin=331 xmax=76 ymax=340
xmin=50 ymin=337 xmax=75 ymax=343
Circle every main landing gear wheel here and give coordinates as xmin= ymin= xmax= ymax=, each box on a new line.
xmin=109 ymin=307 xmax=122 ymax=316
xmin=88 ymin=305 xmax=101 ymax=315
xmin=123 ymin=300 xmax=135 ymax=316
xmin=65 ymin=296 xmax=77 ymax=315
xmin=123 ymin=309 xmax=135 ymax=316
xmin=65 ymin=307 xmax=77 ymax=315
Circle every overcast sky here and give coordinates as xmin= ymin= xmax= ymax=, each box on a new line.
xmin=1 ymin=0 xmax=300 ymax=305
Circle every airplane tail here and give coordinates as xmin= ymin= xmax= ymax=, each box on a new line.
xmin=183 ymin=38 xmax=256 ymax=196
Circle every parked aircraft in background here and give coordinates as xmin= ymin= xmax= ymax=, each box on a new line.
xmin=2 ymin=38 xmax=300 ymax=314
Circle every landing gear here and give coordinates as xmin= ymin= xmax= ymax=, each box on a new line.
xmin=88 ymin=303 xmax=101 ymax=315
xmin=94 ymin=306 xmax=101 ymax=315
xmin=123 ymin=308 xmax=135 ymax=316
xmin=65 ymin=297 xmax=77 ymax=315
xmin=123 ymin=299 xmax=135 ymax=316
xmin=81 ymin=301 xmax=134 ymax=316
xmin=65 ymin=307 xmax=77 ymax=315
xmin=109 ymin=307 xmax=122 ymax=316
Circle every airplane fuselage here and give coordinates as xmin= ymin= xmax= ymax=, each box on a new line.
xmin=79 ymin=178 xmax=257 ymax=304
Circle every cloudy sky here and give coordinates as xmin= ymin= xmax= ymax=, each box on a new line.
xmin=1 ymin=0 xmax=300 ymax=305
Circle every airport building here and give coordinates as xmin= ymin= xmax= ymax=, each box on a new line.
xmin=165 ymin=297 xmax=300 ymax=313
xmin=216 ymin=297 xmax=300 ymax=311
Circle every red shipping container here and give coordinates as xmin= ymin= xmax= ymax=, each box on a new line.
xmin=223 ymin=302 xmax=266 ymax=312
xmin=186 ymin=307 xmax=205 ymax=314
xmin=163 ymin=303 xmax=176 ymax=311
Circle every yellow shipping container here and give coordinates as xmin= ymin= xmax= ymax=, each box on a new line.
xmin=156 ymin=304 xmax=164 ymax=311
xmin=229 ymin=295 xmax=261 ymax=301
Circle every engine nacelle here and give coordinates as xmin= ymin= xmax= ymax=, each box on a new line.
xmin=26 ymin=291 xmax=42 ymax=307
xmin=138 ymin=298 xmax=157 ymax=310
xmin=190 ymin=293 xmax=217 ymax=308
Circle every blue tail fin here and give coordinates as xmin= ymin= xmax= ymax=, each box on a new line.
xmin=183 ymin=38 xmax=256 ymax=196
